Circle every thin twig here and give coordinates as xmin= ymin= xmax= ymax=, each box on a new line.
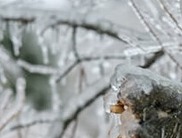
xmin=141 ymin=50 xmax=164 ymax=68
xmin=7 ymin=118 xmax=60 ymax=132
xmin=0 ymin=17 xmax=35 ymax=24
xmin=0 ymin=78 xmax=26 ymax=132
xmin=72 ymin=27 xmax=79 ymax=59
xmin=41 ymin=18 xmax=143 ymax=49
xmin=56 ymin=60 xmax=80 ymax=83
xmin=156 ymin=0 xmax=182 ymax=35
xmin=81 ymin=55 xmax=126 ymax=61
xmin=69 ymin=116 xmax=78 ymax=138
xmin=128 ymin=0 xmax=163 ymax=45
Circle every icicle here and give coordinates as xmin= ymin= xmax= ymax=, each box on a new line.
xmin=9 ymin=23 xmax=23 ymax=56
xmin=49 ymin=77 xmax=61 ymax=112
xmin=42 ymin=45 xmax=49 ymax=64
xmin=0 ymin=68 xmax=7 ymax=84
xmin=37 ymin=35 xmax=49 ymax=64
xmin=48 ymin=26 xmax=60 ymax=55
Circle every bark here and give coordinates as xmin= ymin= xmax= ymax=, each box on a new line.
xmin=110 ymin=64 xmax=182 ymax=138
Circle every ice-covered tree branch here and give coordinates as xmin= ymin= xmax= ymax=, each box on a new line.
xmin=6 ymin=118 xmax=60 ymax=132
xmin=1 ymin=17 xmax=35 ymax=24
xmin=0 ymin=12 xmax=144 ymax=48
xmin=3 ymin=44 xmax=166 ymax=136
xmin=1 ymin=1 xmax=182 ymax=138
xmin=109 ymin=64 xmax=182 ymax=137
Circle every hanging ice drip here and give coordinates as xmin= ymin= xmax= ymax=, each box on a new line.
xmin=104 ymin=65 xmax=141 ymax=138
xmin=103 ymin=89 xmax=122 ymax=138
xmin=104 ymin=74 xmax=129 ymax=138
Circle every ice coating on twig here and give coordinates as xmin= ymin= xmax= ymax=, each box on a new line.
xmin=111 ymin=64 xmax=182 ymax=95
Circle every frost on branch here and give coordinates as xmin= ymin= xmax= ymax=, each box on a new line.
xmin=105 ymin=64 xmax=182 ymax=138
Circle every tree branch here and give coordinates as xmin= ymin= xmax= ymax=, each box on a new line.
xmin=111 ymin=64 xmax=182 ymax=138
xmin=56 ymin=60 xmax=80 ymax=83
xmin=140 ymin=50 xmax=164 ymax=68
xmin=5 ymin=45 xmax=162 ymax=135
xmin=1 ymin=17 xmax=35 ymax=24
xmin=7 ymin=118 xmax=60 ymax=132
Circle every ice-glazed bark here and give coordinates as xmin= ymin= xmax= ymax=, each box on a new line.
xmin=107 ymin=64 xmax=182 ymax=138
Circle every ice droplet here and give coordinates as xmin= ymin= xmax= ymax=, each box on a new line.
xmin=110 ymin=73 xmax=126 ymax=93
xmin=9 ymin=23 xmax=23 ymax=56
